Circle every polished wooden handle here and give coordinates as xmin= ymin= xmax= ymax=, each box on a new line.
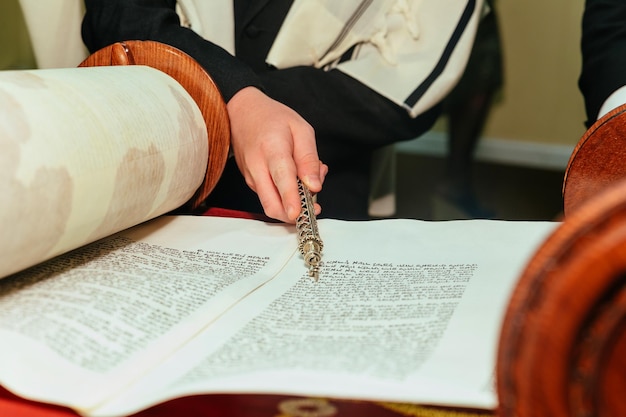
xmin=497 ymin=176 xmax=626 ymax=417
xmin=563 ymin=103 xmax=626 ymax=216
xmin=79 ymin=40 xmax=231 ymax=209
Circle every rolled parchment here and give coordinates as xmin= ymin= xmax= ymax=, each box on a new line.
xmin=0 ymin=65 xmax=209 ymax=278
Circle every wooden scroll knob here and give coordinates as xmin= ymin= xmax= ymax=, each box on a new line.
xmin=563 ymin=103 xmax=626 ymax=216
xmin=497 ymin=177 xmax=626 ymax=417
xmin=79 ymin=40 xmax=230 ymax=209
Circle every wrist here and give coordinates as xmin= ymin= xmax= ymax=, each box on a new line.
xmin=227 ymin=86 xmax=264 ymax=113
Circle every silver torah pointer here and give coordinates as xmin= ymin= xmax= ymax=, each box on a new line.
xmin=296 ymin=179 xmax=323 ymax=280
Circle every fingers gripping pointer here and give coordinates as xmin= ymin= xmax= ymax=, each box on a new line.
xmin=226 ymin=87 xmax=327 ymax=222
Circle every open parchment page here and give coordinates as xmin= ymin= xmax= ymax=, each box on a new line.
xmin=0 ymin=215 xmax=554 ymax=417
xmin=98 ymin=219 xmax=557 ymax=416
xmin=0 ymin=216 xmax=296 ymax=412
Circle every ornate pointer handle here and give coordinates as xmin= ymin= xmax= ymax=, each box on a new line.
xmin=296 ymin=179 xmax=323 ymax=280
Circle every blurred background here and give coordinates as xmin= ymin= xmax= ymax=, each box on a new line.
xmin=393 ymin=0 xmax=585 ymax=222
xmin=1 ymin=0 xmax=36 ymax=70
xmin=0 ymin=0 xmax=585 ymax=222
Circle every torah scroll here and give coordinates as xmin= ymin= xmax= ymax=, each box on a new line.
xmin=0 ymin=64 xmax=223 ymax=278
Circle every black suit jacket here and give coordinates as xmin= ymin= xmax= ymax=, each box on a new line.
xmin=579 ymin=0 xmax=626 ymax=126
xmin=82 ymin=0 xmax=264 ymax=102
xmin=81 ymin=0 xmax=441 ymax=219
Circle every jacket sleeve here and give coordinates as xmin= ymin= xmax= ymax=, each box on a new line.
xmin=579 ymin=0 xmax=626 ymax=126
xmin=81 ymin=0 xmax=262 ymax=102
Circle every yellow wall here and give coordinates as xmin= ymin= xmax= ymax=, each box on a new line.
xmin=484 ymin=0 xmax=587 ymax=145
xmin=0 ymin=0 xmax=36 ymax=70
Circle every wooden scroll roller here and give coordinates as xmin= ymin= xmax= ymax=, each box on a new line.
xmin=497 ymin=176 xmax=626 ymax=416
xmin=79 ymin=40 xmax=231 ymax=209
xmin=0 ymin=41 xmax=229 ymax=279
xmin=563 ymin=103 xmax=626 ymax=216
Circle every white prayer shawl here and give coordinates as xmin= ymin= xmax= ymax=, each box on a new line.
xmin=178 ymin=0 xmax=485 ymax=117
xmin=20 ymin=0 xmax=483 ymax=117
xmin=175 ymin=1 xmax=236 ymax=56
